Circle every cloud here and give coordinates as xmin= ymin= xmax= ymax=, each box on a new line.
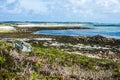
xmin=0 ymin=0 xmax=120 ymax=18
xmin=96 ymin=0 xmax=120 ymax=13
xmin=18 ymin=0 xmax=49 ymax=14
xmin=6 ymin=0 xmax=16 ymax=4
xmin=0 ymin=0 xmax=20 ymax=14
xmin=61 ymin=0 xmax=120 ymax=19
xmin=0 ymin=0 xmax=50 ymax=14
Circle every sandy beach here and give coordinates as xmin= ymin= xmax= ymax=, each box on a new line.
xmin=0 ymin=26 xmax=16 ymax=31
xmin=0 ymin=23 xmax=88 ymax=32
xmin=14 ymin=23 xmax=85 ymax=27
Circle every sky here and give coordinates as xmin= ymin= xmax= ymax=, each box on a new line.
xmin=0 ymin=0 xmax=120 ymax=23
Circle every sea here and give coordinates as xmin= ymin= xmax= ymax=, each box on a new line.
xmin=32 ymin=22 xmax=120 ymax=39
xmin=2 ymin=21 xmax=120 ymax=39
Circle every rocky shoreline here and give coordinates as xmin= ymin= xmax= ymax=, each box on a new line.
xmin=0 ymin=32 xmax=120 ymax=46
xmin=0 ymin=27 xmax=120 ymax=80
xmin=0 ymin=32 xmax=120 ymax=62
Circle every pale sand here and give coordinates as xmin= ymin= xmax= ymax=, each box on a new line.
xmin=14 ymin=24 xmax=85 ymax=28
xmin=0 ymin=23 xmax=85 ymax=31
xmin=0 ymin=26 xmax=16 ymax=31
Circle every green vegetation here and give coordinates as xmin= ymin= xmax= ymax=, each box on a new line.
xmin=32 ymin=44 xmax=119 ymax=70
xmin=0 ymin=41 xmax=12 ymax=52
xmin=0 ymin=22 xmax=11 ymax=26
xmin=0 ymin=56 xmax=3 ymax=64
xmin=0 ymin=41 xmax=120 ymax=80
xmin=0 ymin=30 xmax=11 ymax=33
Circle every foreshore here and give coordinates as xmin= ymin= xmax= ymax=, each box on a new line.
xmin=0 ymin=32 xmax=120 ymax=60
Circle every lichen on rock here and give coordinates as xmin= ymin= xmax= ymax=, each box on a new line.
xmin=13 ymin=40 xmax=32 ymax=52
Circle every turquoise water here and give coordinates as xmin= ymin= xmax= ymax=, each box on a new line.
xmin=34 ymin=23 xmax=120 ymax=39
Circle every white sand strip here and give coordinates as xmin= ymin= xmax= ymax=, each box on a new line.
xmin=15 ymin=24 xmax=85 ymax=28
xmin=0 ymin=26 xmax=16 ymax=30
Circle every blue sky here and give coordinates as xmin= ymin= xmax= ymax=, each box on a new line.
xmin=0 ymin=0 xmax=120 ymax=23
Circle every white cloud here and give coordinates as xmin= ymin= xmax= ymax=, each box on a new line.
xmin=0 ymin=0 xmax=50 ymax=14
xmin=96 ymin=0 xmax=120 ymax=13
xmin=0 ymin=0 xmax=120 ymax=17
xmin=67 ymin=0 xmax=95 ymax=17
xmin=6 ymin=6 xmax=22 ymax=14
xmin=18 ymin=0 xmax=49 ymax=14
xmin=6 ymin=0 xmax=16 ymax=4
xmin=69 ymin=0 xmax=120 ymax=14
xmin=64 ymin=0 xmax=120 ymax=18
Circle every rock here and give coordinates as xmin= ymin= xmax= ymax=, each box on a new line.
xmin=50 ymin=42 xmax=65 ymax=47
xmin=108 ymin=51 xmax=114 ymax=55
xmin=94 ymin=35 xmax=105 ymax=39
xmin=13 ymin=40 xmax=32 ymax=52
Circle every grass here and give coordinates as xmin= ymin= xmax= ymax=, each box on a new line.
xmin=32 ymin=44 xmax=119 ymax=70
xmin=0 ymin=30 xmax=11 ymax=33
xmin=0 ymin=41 xmax=120 ymax=80
xmin=0 ymin=23 xmax=11 ymax=26
xmin=32 ymin=44 xmax=120 ymax=79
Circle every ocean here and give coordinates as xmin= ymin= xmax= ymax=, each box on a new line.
xmin=33 ymin=22 xmax=120 ymax=39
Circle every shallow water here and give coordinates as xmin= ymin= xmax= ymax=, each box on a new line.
xmin=34 ymin=24 xmax=120 ymax=39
